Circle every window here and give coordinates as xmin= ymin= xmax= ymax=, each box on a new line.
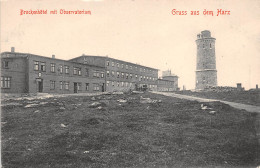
xmin=136 ymin=67 xmax=138 ymax=71
xmin=59 ymin=65 xmax=63 ymax=74
xmin=85 ymin=68 xmax=89 ymax=77
xmin=140 ymin=76 xmax=142 ymax=81
xmin=112 ymin=62 xmax=114 ymax=67
xmin=144 ymin=76 xmax=146 ymax=81
xmin=78 ymin=68 xmax=81 ymax=75
xmin=112 ymin=81 xmax=114 ymax=86
xmin=106 ymin=81 xmax=110 ymax=86
xmin=93 ymin=83 xmax=99 ymax=91
xmin=93 ymin=71 xmax=97 ymax=77
xmin=126 ymin=73 xmax=129 ymax=79
xmin=121 ymin=82 xmax=124 ymax=87
xmin=93 ymin=71 xmax=99 ymax=77
xmin=77 ymin=83 xmax=82 ymax=91
xmin=130 ymin=66 xmax=132 ymax=70
xmin=135 ymin=74 xmax=138 ymax=79
xmin=106 ymin=61 xmax=110 ymax=66
xmin=65 ymin=82 xmax=69 ymax=90
xmin=121 ymin=64 xmax=124 ymax=69
xmin=126 ymin=65 xmax=128 ymax=69
xmin=50 ymin=80 xmax=55 ymax=90
xmin=140 ymin=68 xmax=142 ymax=72
xmin=147 ymin=76 xmax=149 ymax=80
xmin=144 ymin=69 xmax=146 ymax=72
xmin=60 ymin=81 xmax=63 ymax=90
xmin=51 ymin=63 xmax=55 ymax=72
xmin=2 ymin=61 xmax=9 ymax=69
xmin=40 ymin=62 xmax=46 ymax=71
xmin=34 ymin=61 xmax=39 ymax=70
xmin=121 ymin=72 xmax=124 ymax=78
xmin=86 ymin=83 xmax=89 ymax=91
xmin=203 ymin=44 xmax=205 ymax=49
xmin=210 ymin=43 xmax=212 ymax=49
xmin=73 ymin=68 xmax=77 ymax=75
xmin=117 ymin=63 xmax=120 ymax=67
xmin=1 ymin=77 xmax=11 ymax=88
xmin=65 ymin=66 xmax=69 ymax=74
xmin=117 ymin=72 xmax=120 ymax=78
xmin=130 ymin=74 xmax=132 ymax=78
xmin=111 ymin=71 xmax=115 ymax=77
xmin=101 ymin=72 xmax=104 ymax=78
xmin=126 ymin=82 xmax=128 ymax=87
xmin=117 ymin=82 xmax=120 ymax=87
xmin=106 ymin=70 xmax=110 ymax=77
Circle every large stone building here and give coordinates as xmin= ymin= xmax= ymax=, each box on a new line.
xmin=195 ymin=30 xmax=217 ymax=90
xmin=70 ymin=56 xmax=159 ymax=92
xmin=1 ymin=48 xmax=180 ymax=94
xmin=1 ymin=50 xmax=105 ymax=94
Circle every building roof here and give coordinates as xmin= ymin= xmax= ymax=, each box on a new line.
xmin=70 ymin=55 xmax=159 ymax=70
xmin=0 ymin=52 xmax=104 ymax=69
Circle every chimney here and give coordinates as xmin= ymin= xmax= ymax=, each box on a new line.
xmin=237 ymin=83 xmax=242 ymax=89
xmin=52 ymin=55 xmax=55 ymax=59
xmin=11 ymin=47 xmax=15 ymax=52
xmin=256 ymin=84 xmax=258 ymax=90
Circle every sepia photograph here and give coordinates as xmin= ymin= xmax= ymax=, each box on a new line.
xmin=1 ymin=0 xmax=260 ymax=167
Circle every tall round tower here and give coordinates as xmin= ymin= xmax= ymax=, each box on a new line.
xmin=195 ymin=30 xmax=217 ymax=90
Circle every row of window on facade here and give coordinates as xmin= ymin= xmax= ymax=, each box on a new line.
xmin=106 ymin=70 xmax=157 ymax=81
xmin=106 ymin=80 xmax=157 ymax=88
xmin=198 ymin=43 xmax=212 ymax=49
xmin=106 ymin=61 xmax=156 ymax=74
xmin=159 ymin=80 xmax=174 ymax=85
xmin=50 ymin=81 xmax=100 ymax=91
xmin=34 ymin=61 xmax=104 ymax=77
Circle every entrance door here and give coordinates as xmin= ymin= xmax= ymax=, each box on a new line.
xmin=38 ymin=80 xmax=43 ymax=92
xmin=74 ymin=83 xmax=78 ymax=93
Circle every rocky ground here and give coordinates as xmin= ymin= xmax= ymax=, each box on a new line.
xmin=1 ymin=92 xmax=259 ymax=168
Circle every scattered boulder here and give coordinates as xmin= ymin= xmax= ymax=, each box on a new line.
xmin=91 ymin=97 xmax=96 ymax=101
xmin=112 ymin=92 xmax=124 ymax=95
xmin=132 ymin=91 xmax=144 ymax=94
xmin=140 ymin=96 xmax=161 ymax=104
xmin=89 ymin=102 xmax=101 ymax=108
xmin=97 ymin=106 xmax=103 ymax=110
xmin=24 ymin=104 xmax=39 ymax=108
xmin=201 ymin=104 xmax=212 ymax=110
xmin=60 ymin=123 xmax=67 ymax=128
xmin=60 ymin=107 xmax=66 ymax=110
xmin=34 ymin=110 xmax=41 ymax=113
xmin=117 ymin=99 xmax=127 ymax=103
xmin=209 ymin=111 xmax=217 ymax=115
xmin=39 ymin=102 xmax=48 ymax=105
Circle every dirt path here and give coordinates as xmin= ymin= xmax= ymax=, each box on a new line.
xmin=152 ymin=92 xmax=260 ymax=113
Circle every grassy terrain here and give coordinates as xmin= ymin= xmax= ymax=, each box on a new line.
xmin=1 ymin=92 xmax=259 ymax=168
xmin=177 ymin=90 xmax=260 ymax=106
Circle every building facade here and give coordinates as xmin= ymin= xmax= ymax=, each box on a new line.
xmin=70 ymin=56 xmax=159 ymax=92
xmin=157 ymin=70 xmax=179 ymax=91
xmin=1 ymin=51 xmax=105 ymax=94
xmin=195 ymin=30 xmax=217 ymax=90
xmin=1 ymin=49 xmax=179 ymax=94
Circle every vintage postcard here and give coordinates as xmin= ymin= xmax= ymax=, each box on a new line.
xmin=1 ymin=0 xmax=260 ymax=167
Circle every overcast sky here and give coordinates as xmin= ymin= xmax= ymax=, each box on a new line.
xmin=1 ymin=0 xmax=260 ymax=90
